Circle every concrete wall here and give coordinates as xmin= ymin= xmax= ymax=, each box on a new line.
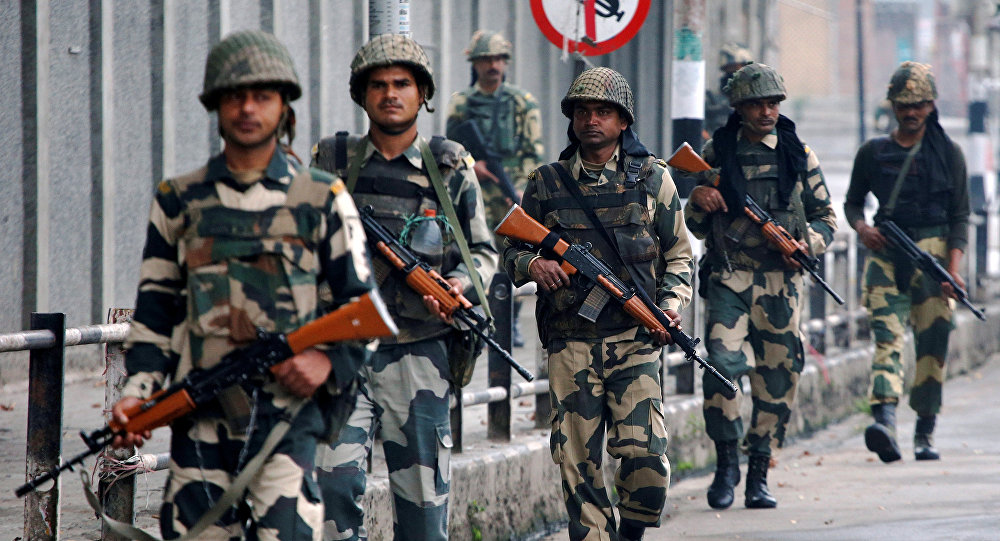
xmin=0 ymin=0 xmax=689 ymax=383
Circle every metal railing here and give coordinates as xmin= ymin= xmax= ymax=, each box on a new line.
xmin=7 ymin=228 xmax=992 ymax=538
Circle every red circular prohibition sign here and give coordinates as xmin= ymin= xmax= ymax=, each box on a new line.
xmin=530 ymin=0 xmax=651 ymax=56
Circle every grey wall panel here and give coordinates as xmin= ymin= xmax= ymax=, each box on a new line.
xmin=274 ymin=0 xmax=313 ymax=160
xmin=225 ymin=0 xmax=261 ymax=33
xmin=0 ymin=3 xmax=24 ymax=334
xmin=111 ymin=0 xmax=154 ymax=309
xmin=168 ymin=1 xmax=212 ymax=177
xmin=47 ymin=1 xmax=94 ymax=327
xmin=312 ymin=1 xmax=364 ymax=139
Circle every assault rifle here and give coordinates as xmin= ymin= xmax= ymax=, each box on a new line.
xmin=879 ymin=220 xmax=986 ymax=321
xmin=447 ymin=120 xmax=520 ymax=203
xmin=16 ymin=291 xmax=398 ymax=497
xmin=359 ymin=206 xmax=535 ymax=382
xmin=495 ymin=205 xmax=739 ymax=398
xmin=667 ymin=142 xmax=845 ymax=305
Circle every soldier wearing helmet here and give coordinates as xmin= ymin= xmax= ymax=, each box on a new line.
xmin=311 ymin=34 xmax=497 ymax=541
xmin=499 ymin=67 xmax=693 ymax=541
xmin=445 ymin=29 xmax=545 ymax=347
xmin=704 ymin=43 xmax=754 ymax=136
xmin=684 ymin=62 xmax=837 ymax=511
xmin=110 ymin=30 xmax=378 ymax=538
xmin=845 ymin=61 xmax=970 ymax=465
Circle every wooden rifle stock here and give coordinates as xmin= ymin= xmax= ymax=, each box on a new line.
xmin=497 ymin=205 xmax=673 ymax=337
xmin=668 ymin=143 xmax=845 ymax=304
xmin=495 ymin=204 xmax=739 ymax=397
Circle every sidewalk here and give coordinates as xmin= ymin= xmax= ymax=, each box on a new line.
xmin=542 ymin=355 xmax=1000 ymax=540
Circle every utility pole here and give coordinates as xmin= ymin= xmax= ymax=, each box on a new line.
xmin=966 ymin=0 xmax=997 ymax=284
xmin=671 ymin=0 xmax=706 ymax=197
xmin=369 ymin=0 xmax=410 ymax=37
xmin=856 ymin=0 xmax=866 ymax=145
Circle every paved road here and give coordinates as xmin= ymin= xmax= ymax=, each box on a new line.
xmin=542 ymin=356 xmax=1000 ymax=540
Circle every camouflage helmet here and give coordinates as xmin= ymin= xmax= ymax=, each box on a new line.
xmin=465 ymin=30 xmax=512 ymax=61
xmin=199 ymin=30 xmax=301 ymax=110
xmin=349 ymin=34 xmax=435 ymax=105
xmin=561 ymin=67 xmax=635 ymax=124
xmin=724 ymin=62 xmax=786 ymax=106
xmin=886 ymin=61 xmax=937 ymax=104
xmin=719 ymin=42 xmax=753 ymax=71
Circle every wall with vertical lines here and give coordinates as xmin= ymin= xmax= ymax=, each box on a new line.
xmin=0 ymin=1 xmax=694 ymax=379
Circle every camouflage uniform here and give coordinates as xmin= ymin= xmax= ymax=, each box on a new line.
xmin=121 ymin=30 xmax=376 ymax=540
xmin=503 ymin=68 xmax=693 ymax=540
xmin=685 ymin=63 xmax=836 ymax=510
xmin=445 ymin=31 xmax=545 ymax=228
xmin=312 ymin=34 xmax=498 ymax=541
xmin=845 ymin=61 xmax=969 ymax=462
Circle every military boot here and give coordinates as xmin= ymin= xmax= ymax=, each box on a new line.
xmin=511 ymin=300 xmax=525 ymax=348
xmin=914 ymin=415 xmax=940 ymax=460
xmin=865 ymin=403 xmax=901 ymax=463
xmin=707 ymin=439 xmax=740 ymax=509
xmin=744 ymin=454 xmax=777 ymax=509
xmin=618 ymin=519 xmax=646 ymax=541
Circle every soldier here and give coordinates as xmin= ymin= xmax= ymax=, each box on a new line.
xmin=501 ymin=67 xmax=693 ymax=541
xmin=844 ymin=62 xmax=969 ymax=463
xmin=684 ymin=63 xmax=837 ymax=510
xmin=446 ymin=29 xmax=545 ymax=347
xmin=109 ymin=30 xmax=377 ymax=539
xmin=704 ymin=43 xmax=753 ymax=138
xmin=311 ymin=34 xmax=497 ymax=540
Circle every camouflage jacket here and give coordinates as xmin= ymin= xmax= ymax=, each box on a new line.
xmin=684 ymin=132 xmax=837 ymax=272
xmin=446 ymin=83 xmax=544 ymax=225
xmin=122 ymin=148 xmax=377 ymax=402
xmin=502 ymin=145 xmax=693 ymax=342
xmin=311 ymin=134 xmax=498 ymax=345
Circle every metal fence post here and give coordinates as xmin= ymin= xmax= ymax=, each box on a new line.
xmin=23 ymin=312 xmax=65 ymax=541
xmin=534 ymin=341 xmax=551 ymax=429
xmin=488 ymin=273 xmax=513 ymax=441
xmin=101 ymin=308 xmax=135 ymax=541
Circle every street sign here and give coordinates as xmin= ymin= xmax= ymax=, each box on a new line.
xmin=530 ymin=0 xmax=651 ymax=56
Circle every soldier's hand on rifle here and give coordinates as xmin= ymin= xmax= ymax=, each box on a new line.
xmin=110 ymin=397 xmax=152 ymax=449
xmin=528 ymin=258 xmax=570 ymax=293
xmin=856 ymin=222 xmax=887 ymax=251
xmin=777 ymin=240 xmax=809 ymax=270
xmin=689 ymin=185 xmax=728 ymax=213
xmin=941 ymin=267 xmax=965 ymax=300
xmin=651 ymin=309 xmax=682 ymax=346
xmin=271 ymin=348 xmax=333 ymax=398
xmin=423 ymin=278 xmax=463 ymax=324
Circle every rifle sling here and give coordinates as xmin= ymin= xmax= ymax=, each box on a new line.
xmin=417 ymin=137 xmax=493 ymax=322
xmin=550 ymin=161 xmax=667 ymax=321
xmin=881 ymin=140 xmax=922 ymax=221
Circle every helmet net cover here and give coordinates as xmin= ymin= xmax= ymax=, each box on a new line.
xmin=349 ymin=34 xmax=436 ymax=105
xmin=886 ymin=61 xmax=937 ymax=104
xmin=560 ymin=67 xmax=635 ymax=125
xmin=200 ymin=29 xmax=301 ymax=110
xmin=724 ymin=62 xmax=787 ymax=106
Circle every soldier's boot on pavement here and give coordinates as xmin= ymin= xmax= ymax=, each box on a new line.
xmin=707 ymin=439 xmax=741 ymax=509
xmin=744 ymin=454 xmax=777 ymax=509
xmin=618 ymin=519 xmax=646 ymax=541
xmin=511 ymin=301 xmax=525 ymax=347
xmin=865 ymin=403 xmax=902 ymax=463
xmin=914 ymin=415 xmax=940 ymax=460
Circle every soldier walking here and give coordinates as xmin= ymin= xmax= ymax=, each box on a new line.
xmin=311 ymin=34 xmax=497 ymax=540
xmin=501 ymin=67 xmax=693 ymax=541
xmin=684 ymin=63 xmax=837 ymax=510
xmin=446 ymin=29 xmax=545 ymax=347
xmin=110 ymin=30 xmax=377 ymax=539
xmin=703 ymin=43 xmax=753 ymax=137
xmin=844 ymin=62 xmax=970 ymax=463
